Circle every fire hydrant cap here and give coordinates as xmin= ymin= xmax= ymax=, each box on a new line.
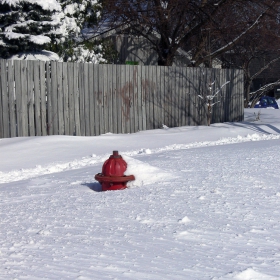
xmin=111 ymin=150 xmax=121 ymax=159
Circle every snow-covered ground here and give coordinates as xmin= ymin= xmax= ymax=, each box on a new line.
xmin=1 ymin=108 xmax=280 ymax=280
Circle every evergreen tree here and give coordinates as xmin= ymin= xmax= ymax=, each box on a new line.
xmin=0 ymin=0 xmax=116 ymax=63
xmin=51 ymin=0 xmax=109 ymax=63
xmin=0 ymin=0 xmax=61 ymax=59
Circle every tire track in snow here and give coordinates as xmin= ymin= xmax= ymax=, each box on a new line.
xmin=0 ymin=133 xmax=279 ymax=184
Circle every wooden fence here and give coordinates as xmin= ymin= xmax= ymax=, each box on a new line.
xmin=0 ymin=59 xmax=244 ymax=138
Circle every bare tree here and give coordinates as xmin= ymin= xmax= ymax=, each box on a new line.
xmin=220 ymin=1 xmax=280 ymax=107
xmin=102 ymin=0 xmax=277 ymax=67
xmin=248 ymin=79 xmax=280 ymax=107
xmin=198 ymin=79 xmax=230 ymax=126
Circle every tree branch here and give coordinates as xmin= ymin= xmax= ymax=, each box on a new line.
xmin=195 ymin=7 xmax=270 ymax=66
xmin=251 ymin=56 xmax=280 ymax=80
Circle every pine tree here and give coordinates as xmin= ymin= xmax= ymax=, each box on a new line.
xmin=0 ymin=0 xmax=62 ymax=59
xmin=0 ymin=0 xmax=117 ymax=63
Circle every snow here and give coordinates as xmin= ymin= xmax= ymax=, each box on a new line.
xmin=0 ymin=0 xmax=20 ymax=6
xmin=4 ymin=32 xmax=27 ymax=40
xmin=29 ymin=35 xmax=51 ymax=45
xmin=64 ymin=3 xmax=79 ymax=15
xmin=1 ymin=0 xmax=61 ymax=11
xmin=1 ymin=108 xmax=280 ymax=279
xmin=9 ymin=50 xmax=60 ymax=61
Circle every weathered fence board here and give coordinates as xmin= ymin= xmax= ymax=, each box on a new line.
xmin=34 ymin=61 xmax=41 ymax=136
xmin=93 ymin=63 xmax=99 ymax=136
xmin=73 ymin=63 xmax=80 ymax=136
xmin=51 ymin=61 xmax=58 ymax=135
xmin=8 ymin=60 xmax=16 ymax=137
xmin=27 ymin=61 xmax=34 ymax=136
xmin=0 ymin=60 xmax=8 ymax=138
xmin=46 ymin=62 xmax=51 ymax=135
xmin=83 ymin=63 xmax=90 ymax=136
xmin=62 ymin=62 xmax=68 ymax=136
xmin=67 ymin=63 xmax=73 ymax=136
xmin=57 ymin=62 xmax=64 ymax=135
xmin=141 ymin=65 xmax=147 ymax=131
xmin=0 ymin=59 xmax=244 ymax=138
xmin=102 ymin=65 xmax=107 ymax=134
xmin=88 ymin=64 xmax=94 ymax=135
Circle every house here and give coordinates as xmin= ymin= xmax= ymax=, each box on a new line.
xmin=85 ymin=24 xmax=191 ymax=66
xmin=109 ymin=33 xmax=191 ymax=66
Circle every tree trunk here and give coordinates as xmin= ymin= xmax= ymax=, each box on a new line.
xmin=157 ymin=37 xmax=176 ymax=66
xmin=244 ymin=81 xmax=252 ymax=108
xmin=157 ymin=49 xmax=176 ymax=66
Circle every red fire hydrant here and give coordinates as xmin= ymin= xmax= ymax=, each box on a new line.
xmin=95 ymin=151 xmax=135 ymax=191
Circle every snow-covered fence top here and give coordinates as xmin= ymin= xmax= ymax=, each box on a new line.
xmin=0 ymin=59 xmax=243 ymax=138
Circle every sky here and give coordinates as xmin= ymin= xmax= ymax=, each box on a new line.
xmin=1 ymin=108 xmax=280 ymax=279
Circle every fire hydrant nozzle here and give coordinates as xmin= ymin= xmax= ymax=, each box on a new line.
xmin=112 ymin=150 xmax=121 ymax=158
xmin=95 ymin=151 xmax=135 ymax=191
